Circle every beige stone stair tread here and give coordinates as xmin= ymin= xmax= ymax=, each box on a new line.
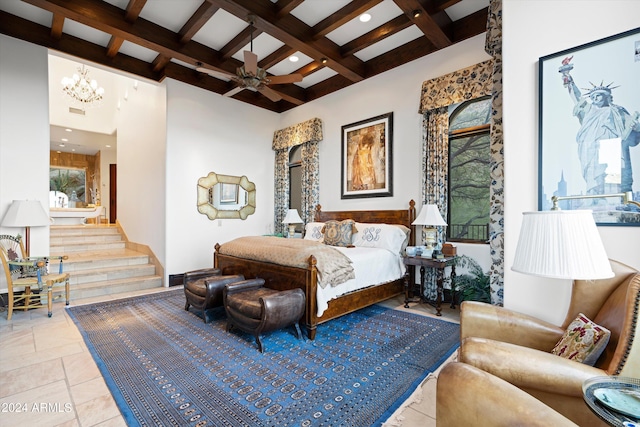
xmin=57 ymin=248 xmax=148 ymax=261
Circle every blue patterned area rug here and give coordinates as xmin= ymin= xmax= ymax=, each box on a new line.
xmin=68 ymin=289 xmax=459 ymax=427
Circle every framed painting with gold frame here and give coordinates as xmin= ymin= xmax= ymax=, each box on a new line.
xmin=341 ymin=112 xmax=393 ymax=199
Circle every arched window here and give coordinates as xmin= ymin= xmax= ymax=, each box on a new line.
xmin=448 ymin=96 xmax=491 ymax=242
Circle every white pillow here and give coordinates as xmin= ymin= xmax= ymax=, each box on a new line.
xmin=352 ymin=223 xmax=409 ymax=254
xmin=304 ymin=222 xmax=325 ymax=242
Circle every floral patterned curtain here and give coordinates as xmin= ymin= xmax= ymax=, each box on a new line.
xmin=272 ymin=118 xmax=323 ymax=235
xmin=485 ymin=0 xmax=504 ymax=306
xmin=418 ymin=60 xmax=495 ymax=300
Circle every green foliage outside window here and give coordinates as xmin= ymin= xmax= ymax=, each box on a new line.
xmin=448 ymin=97 xmax=491 ymax=242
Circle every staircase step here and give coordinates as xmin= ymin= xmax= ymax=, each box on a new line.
xmin=67 ymin=264 xmax=157 ymax=286
xmin=50 ymin=225 xmax=120 ymax=237
xmin=50 ymin=225 xmax=164 ymax=300
xmin=51 ymin=241 xmax=126 ymax=254
xmin=51 ymin=234 xmax=122 ymax=245
xmin=69 ymin=275 xmax=164 ymax=300
xmin=62 ymin=250 xmax=150 ymax=272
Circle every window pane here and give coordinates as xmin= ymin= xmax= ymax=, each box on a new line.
xmin=448 ymin=97 xmax=491 ymax=243
xmin=449 ymin=98 xmax=491 ymax=131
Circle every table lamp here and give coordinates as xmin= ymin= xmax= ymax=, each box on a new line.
xmin=412 ymin=204 xmax=447 ymax=257
xmin=282 ymin=209 xmax=303 ymax=238
xmin=1 ymin=200 xmax=50 ymax=257
xmin=512 ymin=210 xmax=613 ymax=280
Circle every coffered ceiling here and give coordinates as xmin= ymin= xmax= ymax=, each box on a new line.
xmin=0 ymin=0 xmax=489 ymax=113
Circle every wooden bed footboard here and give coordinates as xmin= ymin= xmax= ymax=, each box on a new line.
xmin=214 ymin=250 xmax=404 ymax=340
xmin=214 ymin=199 xmax=415 ymax=340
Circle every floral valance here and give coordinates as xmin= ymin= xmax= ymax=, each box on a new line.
xmin=272 ymin=117 xmax=323 ymax=151
xmin=418 ymin=60 xmax=494 ymax=114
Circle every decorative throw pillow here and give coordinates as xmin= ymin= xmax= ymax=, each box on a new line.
xmin=352 ymin=223 xmax=410 ymax=255
xmin=304 ymin=222 xmax=325 ymax=242
xmin=321 ymin=220 xmax=357 ymax=247
xmin=551 ymin=313 xmax=611 ymax=366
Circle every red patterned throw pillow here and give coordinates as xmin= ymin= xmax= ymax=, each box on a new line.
xmin=551 ymin=313 xmax=610 ymax=366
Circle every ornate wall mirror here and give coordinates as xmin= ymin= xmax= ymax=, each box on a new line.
xmin=197 ymin=172 xmax=256 ymax=220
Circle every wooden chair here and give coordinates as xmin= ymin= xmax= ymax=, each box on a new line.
xmin=0 ymin=234 xmax=70 ymax=320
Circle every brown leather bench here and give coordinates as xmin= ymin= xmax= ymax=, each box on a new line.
xmin=183 ymin=268 xmax=243 ymax=323
xmin=223 ymin=278 xmax=305 ymax=352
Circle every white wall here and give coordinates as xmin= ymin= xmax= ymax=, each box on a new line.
xmin=164 ymin=80 xmax=278 ymax=278
xmin=116 ymin=77 xmax=167 ymax=266
xmin=503 ymin=0 xmax=640 ymax=324
xmin=0 ymin=35 xmax=50 ymax=257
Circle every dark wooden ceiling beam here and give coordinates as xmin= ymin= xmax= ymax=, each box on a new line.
xmin=450 ymin=7 xmax=488 ymax=42
xmin=206 ymin=0 xmax=366 ymax=82
xmin=423 ymin=0 xmax=462 ymax=14
xmin=219 ymin=25 xmax=263 ymax=60
xmin=125 ymin=0 xmax=147 ymax=22
xmin=260 ymin=45 xmax=295 ymax=70
xmin=311 ymin=0 xmax=383 ymax=40
xmin=21 ymin=0 xmax=243 ymax=77
xmin=393 ymin=0 xmax=451 ymax=49
xmin=295 ymin=61 xmax=325 ymax=78
xmin=0 ymin=10 xmax=159 ymax=80
xmin=51 ymin=13 xmax=64 ymax=39
xmin=152 ymin=1 xmax=220 ymax=71
xmin=106 ymin=0 xmax=146 ymax=58
xmin=340 ymin=14 xmax=412 ymax=57
xmin=178 ymin=1 xmax=218 ymax=43
xmin=275 ymin=0 xmax=304 ymax=18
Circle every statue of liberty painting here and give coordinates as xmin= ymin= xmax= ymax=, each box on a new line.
xmin=559 ymin=56 xmax=640 ymax=195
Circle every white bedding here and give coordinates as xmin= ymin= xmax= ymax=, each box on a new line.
xmin=316 ymin=246 xmax=406 ymax=317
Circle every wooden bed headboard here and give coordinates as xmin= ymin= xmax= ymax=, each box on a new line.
xmin=313 ymin=199 xmax=416 ymax=246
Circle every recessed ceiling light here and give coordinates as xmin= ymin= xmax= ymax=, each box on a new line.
xmin=65 ymin=128 xmax=72 ymax=132
xmin=413 ymin=10 xmax=421 ymax=18
xmin=71 ymin=149 xmax=76 ymax=152
xmin=289 ymin=55 xmax=299 ymax=62
xmin=359 ymin=13 xmax=371 ymax=23
xmin=59 ymin=143 xmax=65 ymax=147
xmin=105 ymin=145 xmax=111 ymax=148
xmin=61 ymin=138 xmax=68 ymax=142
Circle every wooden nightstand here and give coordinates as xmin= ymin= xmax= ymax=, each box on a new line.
xmin=403 ymin=256 xmax=456 ymax=316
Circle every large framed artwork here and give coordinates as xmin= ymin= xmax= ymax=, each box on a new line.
xmin=341 ymin=112 xmax=393 ymax=199
xmin=539 ymin=27 xmax=640 ymax=226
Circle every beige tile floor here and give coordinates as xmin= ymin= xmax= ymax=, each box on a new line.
xmin=0 ymin=289 xmax=459 ymax=427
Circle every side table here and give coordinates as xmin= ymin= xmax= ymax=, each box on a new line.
xmin=582 ymin=376 xmax=640 ymax=427
xmin=403 ymin=256 xmax=456 ymax=316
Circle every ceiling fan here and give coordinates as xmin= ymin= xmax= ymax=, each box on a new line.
xmin=196 ymin=16 xmax=302 ymax=102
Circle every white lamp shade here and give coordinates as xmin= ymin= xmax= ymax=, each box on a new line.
xmin=412 ymin=204 xmax=447 ymax=226
xmin=282 ymin=209 xmax=303 ymax=224
xmin=512 ymin=210 xmax=613 ymax=280
xmin=1 ymin=200 xmax=50 ymax=227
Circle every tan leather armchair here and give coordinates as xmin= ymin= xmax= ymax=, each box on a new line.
xmin=437 ymin=362 xmax=578 ymax=426
xmin=458 ymin=260 xmax=640 ymax=426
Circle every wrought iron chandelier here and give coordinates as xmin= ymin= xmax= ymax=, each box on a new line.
xmin=61 ymin=65 xmax=104 ymax=108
